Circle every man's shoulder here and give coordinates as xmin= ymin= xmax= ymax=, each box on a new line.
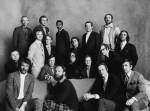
xmin=133 ymin=71 xmax=144 ymax=78
xmin=8 ymin=71 xmax=19 ymax=78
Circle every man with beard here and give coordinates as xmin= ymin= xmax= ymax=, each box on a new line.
xmin=6 ymin=58 xmax=41 ymax=111
xmin=43 ymin=65 xmax=78 ymax=111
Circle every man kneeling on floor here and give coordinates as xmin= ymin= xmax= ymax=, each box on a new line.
xmin=43 ymin=65 xmax=78 ymax=111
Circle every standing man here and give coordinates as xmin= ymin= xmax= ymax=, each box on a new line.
xmin=28 ymin=30 xmax=45 ymax=78
xmin=122 ymin=59 xmax=149 ymax=111
xmin=55 ymin=20 xmax=70 ymax=66
xmin=33 ymin=15 xmax=49 ymax=45
xmin=43 ymin=65 xmax=79 ymax=111
xmin=99 ymin=13 xmax=120 ymax=50
xmin=6 ymin=58 xmax=41 ymax=111
xmin=13 ymin=16 xmax=32 ymax=57
xmin=82 ymin=21 xmax=100 ymax=66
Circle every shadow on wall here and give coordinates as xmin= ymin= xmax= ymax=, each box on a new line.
xmin=0 ymin=0 xmax=150 ymax=80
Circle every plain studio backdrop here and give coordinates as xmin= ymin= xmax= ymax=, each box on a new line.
xmin=0 ymin=0 xmax=150 ymax=80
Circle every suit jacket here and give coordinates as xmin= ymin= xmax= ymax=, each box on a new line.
xmin=6 ymin=71 xmax=34 ymax=111
xmin=123 ymin=71 xmax=149 ymax=109
xmin=28 ymin=40 xmax=45 ymax=68
xmin=82 ymin=31 xmax=100 ymax=63
xmin=13 ymin=25 xmax=32 ymax=57
xmin=99 ymin=24 xmax=120 ymax=49
xmin=115 ymin=43 xmax=138 ymax=68
xmin=38 ymin=64 xmax=56 ymax=81
xmin=55 ymin=29 xmax=70 ymax=66
xmin=90 ymin=74 xmax=122 ymax=103
xmin=33 ymin=25 xmax=49 ymax=45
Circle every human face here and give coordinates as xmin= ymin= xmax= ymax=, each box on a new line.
xmin=98 ymin=65 xmax=108 ymax=78
xmin=56 ymin=22 xmax=63 ymax=31
xmin=120 ymin=31 xmax=127 ymax=41
xmin=54 ymin=66 xmax=64 ymax=81
xmin=48 ymin=57 xmax=55 ymax=67
xmin=46 ymin=36 xmax=52 ymax=45
xmin=11 ymin=51 xmax=20 ymax=62
xmin=40 ymin=17 xmax=48 ymax=26
xmin=85 ymin=23 xmax=93 ymax=32
xmin=70 ymin=52 xmax=76 ymax=63
xmin=20 ymin=62 xmax=29 ymax=74
xmin=21 ymin=17 xmax=29 ymax=27
xmin=36 ymin=31 xmax=43 ymax=41
xmin=72 ymin=39 xmax=79 ymax=48
xmin=122 ymin=62 xmax=132 ymax=74
xmin=104 ymin=15 xmax=112 ymax=25
xmin=100 ymin=45 xmax=108 ymax=56
xmin=85 ymin=57 xmax=92 ymax=66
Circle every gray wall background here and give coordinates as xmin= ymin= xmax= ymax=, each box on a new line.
xmin=0 ymin=0 xmax=150 ymax=80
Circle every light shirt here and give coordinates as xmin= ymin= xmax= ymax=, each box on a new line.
xmin=103 ymin=75 xmax=108 ymax=91
xmin=46 ymin=45 xmax=51 ymax=55
xmin=85 ymin=31 xmax=92 ymax=43
xmin=121 ymin=41 xmax=127 ymax=50
xmin=126 ymin=70 xmax=132 ymax=78
xmin=17 ymin=72 xmax=27 ymax=99
xmin=103 ymin=23 xmax=113 ymax=44
xmin=36 ymin=40 xmax=44 ymax=55
xmin=86 ymin=66 xmax=91 ymax=78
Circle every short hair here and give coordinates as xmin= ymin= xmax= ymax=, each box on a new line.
xmin=48 ymin=54 xmax=55 ymax=60
xmin=119 ymin=30 xmax=130 ymax=43
xmin=56 ymin=65 xmax=66 ymax=72
xmin=20 ymin=16 xmax=28 ymax=23
xmin=123 ymin=59 xmax=133 ymax=66
xmin=85 ymin=21 xmax=93 ymax=27
xmin=104 ymin=13 xmax=113 ymax=20
xmin=56 ymin=20 xmax=63 ymax=26
xmin=10 ymin=49 xmax=20 ymax=55
xmin=85 ymin=55 xmax=92 ymax=61
xmin=19 ymin=58 xmax=32 ymax=72
xmin=71 ymin=37 xmax=79 ymax=45
xmin=46 ymin=34 xmax=53 ymax=40
xmin=100 ymin=43 xmax=110 ymax=50
xmin=98 ymin=63 xmax=108 ymax=72
xmin=39 ymin=15 xmax=48 ymax=23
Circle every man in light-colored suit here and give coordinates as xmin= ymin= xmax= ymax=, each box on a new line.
xmin=99 ymin=13 xmax=120 ymax=50
xmin=122 ymin=59 xmax=149 ymax=111
xmin=6 ymin=58 xmax=41 ymax=111
xmin=28 ymin=30 xmax=45 ymax=78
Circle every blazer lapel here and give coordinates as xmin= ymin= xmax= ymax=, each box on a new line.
xmin=24 ymin=74 xmax=30 ymax=94
xmin=86 ymin=31 xmax=93 ymax=45
xmin=127 ymin=71 xmax=134 ymax=86
xmin=15 ymin=72 xmax=20 ymax=92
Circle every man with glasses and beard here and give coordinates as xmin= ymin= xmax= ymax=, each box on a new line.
xmin=43 ymin=65 xmax=78 ymax=111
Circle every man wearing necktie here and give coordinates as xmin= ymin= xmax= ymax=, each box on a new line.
xmin=122 ymin=59 xmax=149 ymax=111
xmin=13 ymin=16 xmax=33 ymax=57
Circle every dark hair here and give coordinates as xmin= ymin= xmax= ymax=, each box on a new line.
xmin=118 ymin=30 xmax=130 ymax=43
xmin=85 ymin=55 xmax=92 ymax=61
xmin=20 ymin=16 xmax=28 ymax=23
xmin=19 ymin=58 xmax=32 ymax=72
xmin=46 ymin=34 xmax=53 ymax=40
xmin=56 ymin=65 xmax=66 ymax=72
xmin=100 ymin=43 xmax=110 ymax=50
xmin=98 ymin=62 xmax=108 ymax=72
xmin=56 ymin=20 xmax=63 ymax=26
xmin=71 ymin=37 xmax=79 ymax=46
xmin=104 ymin=13 xmax=113 ymax=20
xmin=123 ymin=59 xmax=133 ymax=66
xmin=85 ymin=21 xmax=93 ymax=27
xmin=48 ymin=54 xmax=55 ymax=60
xmin=39 ymin=15 xmax=48 ymax=24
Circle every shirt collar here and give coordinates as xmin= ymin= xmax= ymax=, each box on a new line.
xmin=105 ymin=23 xmax=113 ymax=28
xmin=35 ymin=40 xmax=42 ymax=44
xmin=19 ymin=71 xmax=27 ymax=77
xmin=127 ymin=70 xmax=132 ymax=78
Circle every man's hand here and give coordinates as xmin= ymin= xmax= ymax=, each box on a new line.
xmin=126 ymin=97 xmax=137 ymax=106
xmin=83 ymin=93 xmax=100 ymax=101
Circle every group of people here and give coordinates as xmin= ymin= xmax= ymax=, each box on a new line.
xmin=4 ymin=13 xmax=149 ymax=111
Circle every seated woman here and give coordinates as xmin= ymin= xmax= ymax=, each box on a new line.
xmin=5 ymin=50 xmax=20 ymax=78
xmin=70 ymin=37 xmax=82 ymax=65
xmin=44 ymin=34 xmax=55 ymax=64
xmin=66 ymin=51 xmax=82 ymax=79
xmin=115 ymin=30 xmax=138 ymax=68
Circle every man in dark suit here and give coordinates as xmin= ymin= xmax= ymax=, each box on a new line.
xmin=82 ymin=21 xmax=100 ymax=65
xmin=122 ymin=59 xmax=149 ymax=111
xmin=55 ymin=20 xmax=70 ymax=66
xmin=81 ymin=63 xmax=122 ymax=111
xmin=13 ymin=16 xmax=32 ymax=57
xmin=115 ymin=30 xmax=138 ymax=68
xmin=6 ymin=58 xmax=41 ymax=111
xmin=81 ymin=55 xmax=98 ymax=78
xmin=33 ymin=15 xmax=49 ymax=45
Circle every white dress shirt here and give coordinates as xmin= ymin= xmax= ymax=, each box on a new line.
xmin=17 ymin=72 xmax=27 ymax=99
xmin=85 ymin=31 xmax=92 ymax=43
xmin=121 ymin=41 xmax=127 ymax=50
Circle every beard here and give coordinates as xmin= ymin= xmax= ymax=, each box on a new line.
xmin=54 ymin=75 xmax=64 ymax=82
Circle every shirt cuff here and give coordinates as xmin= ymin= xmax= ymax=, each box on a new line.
xmin=132 ymin=97 xmax=138 ymax=102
